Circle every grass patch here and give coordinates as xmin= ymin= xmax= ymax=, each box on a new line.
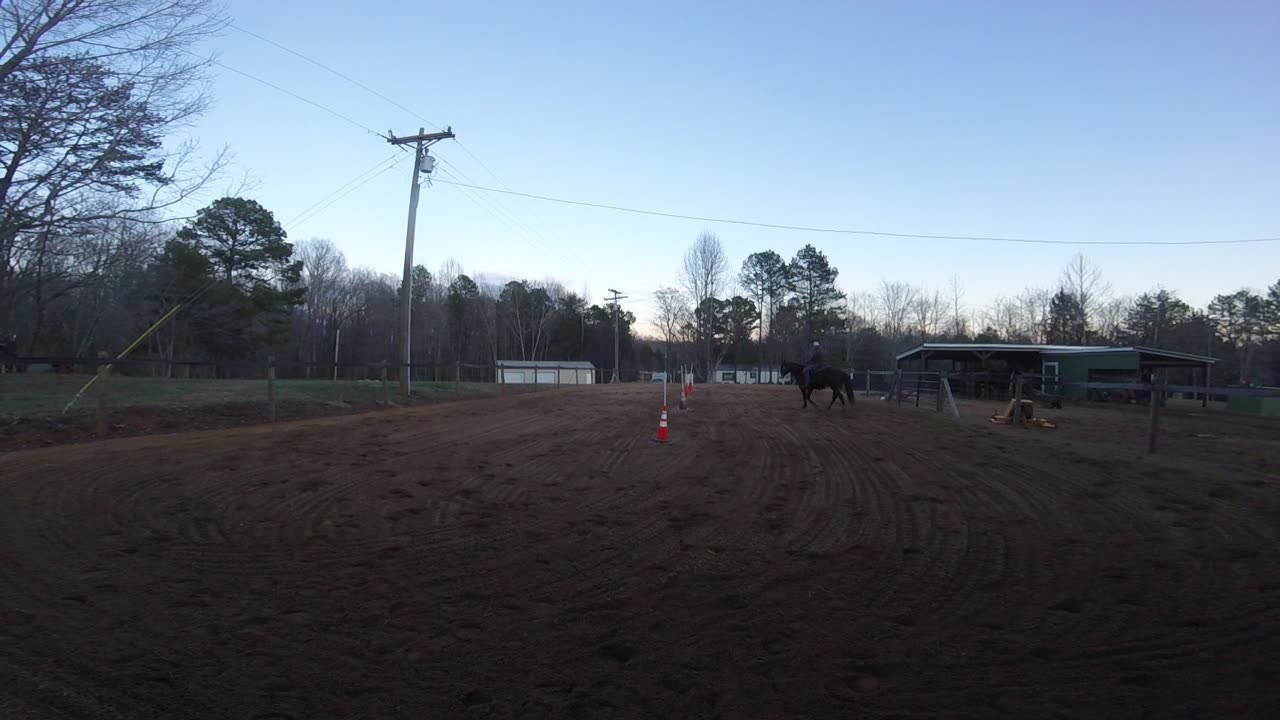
xmin=0 ymin=374 xmax=496 ymax=419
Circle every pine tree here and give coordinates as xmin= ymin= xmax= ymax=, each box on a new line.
xmin=787 ymin=244 xmax=845 ymax=339
xmin=1045 ymin=289 xmax=1086 ymax=344
xmin=162 ymin=197 xmax=304 ymax=358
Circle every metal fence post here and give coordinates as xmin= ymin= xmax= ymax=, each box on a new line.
xmin=381 ymin=365 xmax=389 ymax=407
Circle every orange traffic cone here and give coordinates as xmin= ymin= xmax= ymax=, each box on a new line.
xmin=654 ymin=406 xmax=670 ymax=443
xmin=685 ymin=381 xmax=693 ymax=397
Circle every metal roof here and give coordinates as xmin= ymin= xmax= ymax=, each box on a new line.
xmin=496 ymin=360 xmax=595 ymax=369
xmin=895 ymin=342 xmax=1215 ymax=364
xmin=894 ymin=343 xmax=1109 ymax=360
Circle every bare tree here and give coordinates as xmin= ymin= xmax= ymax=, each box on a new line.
xmin=876 ymin=280 xmax=917 ymax=343
xmin=1093 ymin=295 xmax=1130 ymax=344
xmin=1060 ymin=253 xmax=1111 ymax=343
xmin=983 ymin=296 xmax=1026 ymax=341
xmin=911 ymin=288 xmax=946 ymax=340
xmin=652 ymin=286 xmax=688 ymax=370
xmin=1 ymin=0 xmax=229 ymax=351
xmin=1017 ymin=288 xmax=1053 ymax=343
xmin=846 ymin=290 xmax=876 ymax=329
xmin=948 ymin=275 xmax=967 ymax=339
xmin=680 ymin=231 xmax=727 ymax=377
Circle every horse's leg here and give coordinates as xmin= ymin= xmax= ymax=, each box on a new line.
xmin=828 ymin=388 xmax=839 ymax=409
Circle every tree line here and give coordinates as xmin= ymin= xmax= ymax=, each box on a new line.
xmin=2 ymin=191 xmax=649 ymax=376
xmin=0 ymin=0 xmax=650 ymax=377
xmin=3 ymin=1 xmax=1277 ymax=387
xmin=653 ymin=233 xmax=1280 ymax=386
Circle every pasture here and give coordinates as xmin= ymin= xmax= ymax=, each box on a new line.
xmin=0 ymin=384 xmax=1276 ymax=718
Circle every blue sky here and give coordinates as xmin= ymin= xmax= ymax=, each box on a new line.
xmin=190 ymin=1 xmax=1280 ymax=325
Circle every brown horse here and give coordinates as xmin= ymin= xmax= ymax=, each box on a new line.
xmin=780 ymin=361 xmax=856 ymax=409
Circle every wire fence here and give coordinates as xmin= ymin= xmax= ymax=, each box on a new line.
xmin=0 ymin=357 xmax=615 ymax=431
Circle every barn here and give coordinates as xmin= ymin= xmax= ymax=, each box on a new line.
xmin=894 ymin=343 xmax=1216 ymax=400
xmin=496 ymin=360 xmax=595 ymax=385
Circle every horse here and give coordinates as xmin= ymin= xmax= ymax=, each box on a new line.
xmin=780 ymin=361 xmax=856 ymax=409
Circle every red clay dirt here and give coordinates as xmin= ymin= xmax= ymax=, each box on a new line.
xmin=0 ymin=385 xmax=1277 ymax=719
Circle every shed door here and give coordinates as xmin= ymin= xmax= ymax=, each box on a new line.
xmin=505 ymin=370 xmax=526 ymax=384
xmin=1041 ymin=361 xmax=1060 ymax=396
xmin=536 ymin=370 xmax=556 ymax=385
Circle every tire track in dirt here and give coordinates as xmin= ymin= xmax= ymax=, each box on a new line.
xmin=2 ymin=384 xmax=1277 ymax=719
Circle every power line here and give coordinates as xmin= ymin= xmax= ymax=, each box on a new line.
xmin=212 ymin=24 xmax=568 ymax=256
xmin=435 ymin=160 xmax=574 ymax=265
xmin=223 ymin=23 xmax=449 ymax=134
xmin=290 ymin=154 xmax=409 ymax=231
xmin=193 ymin=53 xmax=385 ymax=138
xmin=285 ymin=151 xmax=402 ymax=227
xmin=430 ymin=179 xmax=1280 ymax=247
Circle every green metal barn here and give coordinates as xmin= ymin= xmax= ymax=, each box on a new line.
xmin=894 ymin=343 xmax=1216 ymax=400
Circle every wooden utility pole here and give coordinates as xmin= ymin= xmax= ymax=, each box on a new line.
xmin=606 ymin=288 xmax=628 ymax=383
xmin=388 ymin=127 xmax=455 ymax=398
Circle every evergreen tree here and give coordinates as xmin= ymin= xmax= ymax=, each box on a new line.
xmin=739 ymin=250 xmax=787 ymax=358
xmin=1124 ymin=289 xmax=1192 ymax=346
xmin=446 ymin=275 xmax=480 ymax=363
xmin=722 ymin=295 xmax=759 ymax=364
xmin=161 ymin=197 xmax=304 ymax=359
xmin=787 ymin=244 xmax=845 ymax=339
xmin=1045 ymin=289 xmax=1086 ymax=344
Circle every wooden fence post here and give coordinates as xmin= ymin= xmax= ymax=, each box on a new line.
xmin=95 ymin=351 xmax=109 ymax=436
xmin=914 ymin=374 xmax=922 ymax=407
xmin=896 ymin=370 xmax=904 ymax=406
xmin=941 ymin=376 xmax=961 ymax=418
xmin=1148 ymin=372 xmax=1164 ymax=453
xmin=865 ymin=370 xmax=871 ymax=396
xmin=381 ymin=366 xmax=389 ymax=407
xmin=455 ymin=362 xmax=461 ymax=397
xmin=267 ymin=355 xmax=277 ymax=423
xmin=936 ymin=373 xmax=945 ymax=412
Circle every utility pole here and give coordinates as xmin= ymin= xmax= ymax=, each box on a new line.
xmin=388 ymin=126 xmax=454 ymax=398
xmin=607 ymin=288 xmax=628 ymax=383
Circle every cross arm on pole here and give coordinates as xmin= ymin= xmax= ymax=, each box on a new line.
xmin=387 ymin=129 xmax=455 ymax=146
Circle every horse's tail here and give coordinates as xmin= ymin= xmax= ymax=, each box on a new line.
xmin=845 ymin=374 xmax=857 ymax=404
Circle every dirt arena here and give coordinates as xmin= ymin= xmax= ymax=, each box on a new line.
xmin=1 ymin=385 xmax=1277 ymax=719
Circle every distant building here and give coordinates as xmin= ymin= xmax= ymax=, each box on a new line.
xmin=709 ymin=363 xmax=784 ymax=385
xmin=894 ymin=343 xmax=1215 ymax=400
xmin=496 ymin=360 xmax=595 ymax=385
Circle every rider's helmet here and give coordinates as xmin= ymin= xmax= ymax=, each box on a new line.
xmin=813 ymin=341 xmax=821 ymax=347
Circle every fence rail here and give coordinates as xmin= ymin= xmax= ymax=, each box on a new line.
xmin=0 ymin=356 xmax=618 ymax=428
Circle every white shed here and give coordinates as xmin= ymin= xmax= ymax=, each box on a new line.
xmin=710 ymin=364 xmax=783 ymax=384
xmin=497 ymin=360 xmax=595 ymax=385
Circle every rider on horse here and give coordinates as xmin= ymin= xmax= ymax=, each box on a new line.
xmin=804 ymin=341 xmax=824 ymax=388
